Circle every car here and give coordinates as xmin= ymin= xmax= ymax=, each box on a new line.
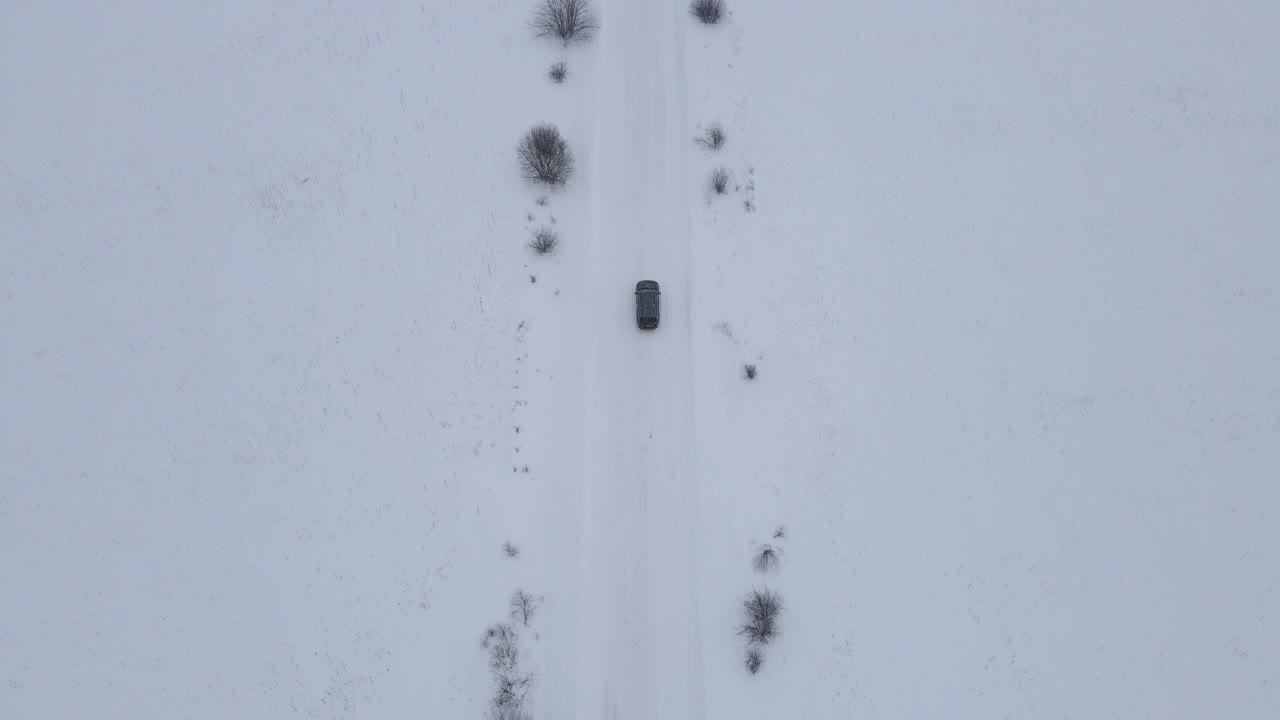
xmin=635 ymin=280 xmax=660 ymax=329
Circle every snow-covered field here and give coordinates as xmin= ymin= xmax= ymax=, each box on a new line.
xmin=3 ymin=1 xmax=1278 ymax=718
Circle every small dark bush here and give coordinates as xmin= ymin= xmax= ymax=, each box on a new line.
xmin=482 ymin=615 xmax=532 ymax=717
xmin=745 ymin=647 xmax=763 ymax=674
xmin=489 ymin=706 xmax=532 ymax=720
xmin=503 ymin=541 xmax=521 ymax=558
xmin=690 ymin=0 xmax=725 ymax=24
xmin=491 ymin=672 xmax=531 ymax=713
xmin=738 ymin=588 xmax=783 ymax=645
xmin=548 ymin=60 xmax=568 ymax=83
xmin=529 ymin=226 xmax=559 ymax=255
xmin=510 ymin=589 xmax=540 ymax=626
xmin=532 ymin=0 xmax=598 ymax=45
xmin=742 ymin=363 xmax=757 ymax=379
xmin=482 ymin=623 xmax=520 ymax=672
xmin=711 ymin=167 xmax=731 ymax=195
xmin=518 ymin=124 xmax=575 ymax=185
xmin=753 ymin=545 xmax=779 ymax=573
xmin=696 ymin=122 xmax=726 ymax=150
xmin=773 ymin=525 xmax=786 ymax=539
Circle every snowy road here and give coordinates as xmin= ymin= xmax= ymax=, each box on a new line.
xmin=572 ymin=1 xmax=703 ymax=718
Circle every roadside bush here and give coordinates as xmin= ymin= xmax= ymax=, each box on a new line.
xmin=481 ymin=615 xmax=534 ymax=719
xmin=528 ymin=226 xmax=559 ymax=255
xmin=690 ymin=0 xmax=725 ymax=24
xmin=510 ymin=589 xmax=540 ymax=626
xmin=491 ymin=672 xmax=531 ymax=711
xmin=482 ymin=623 xmax=520 ymax=672
xmin=548 ymin=60 xmax=568 ymax=83
xmin=710 ymin=167 xmax=731 ymax=195
xmin=742 ymin=363 xmax=757 ymax=379
xmin=738 ymin=589 xmax=783 ymax=645
xmin=518 ymin=124 xmax=575 ymax=185
xmin=489 ymin=706 xmax=532 ymax=720
xmin=773 ymin=525 xmax=786 ymax=539
xmin=745 ymin=647 xmax=763 ymax=674
xmin=503 ymin=541 xmax=521 ymax=558
xmin=696 ymin=122 xmax=726 ymax=150
xmin=532 ymin=0 xmax=598 ymax=45
xmin=752 ymin=544 xmax=779 ymax=573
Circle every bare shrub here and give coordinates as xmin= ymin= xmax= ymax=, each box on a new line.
xmin=492 ymin=671 xmax=531 ymax=711
xmin=532 ymin=0 xmax=598 ymax=45
xmin=482 ymin=623 xmax=520 ymax=672
xmin=488 ymin=705 xmax=532 ymax=720
xmin=742 ymin=363 xmax=757 ymax=380
xmin=745 ymin=647 xmax=763 ymax=674
xmin=710 ymin=167 xmax=731 ymax=195
xmin=752 ymin=544 xmax=779 ymax=573
xmin=548 ymin=60 xmax=568 ymax=83
xmin=481 ymin=620 xmax=533 ymax=717
xmin=510 ymin=589 xmax=540 ymax=626
xmin=535 ymin=196 xmax=548 ymax=206
xmin=518 ymin=124 xmax=575 ymax=185
xmin=690 ymin=0 xmax=725 ymax=24
xmin=696 ymin=122 xmax=726 ymax=150
xmin=489 ymin=705 xmax=532 ymax=720
xmin=773 ymin=525 xmax=786 ymax=539
xmin=503 ymin=541 xmax=521 ymax=558
xmin=481 ymin=622 xmax=515 ymax=649
xmin=712 ymin=320 xmax=733 ymax=338
xmin=529 ymin=226 xmax=559 ymax=255
xmin=738 ymin=588 xmax=783 ymax=645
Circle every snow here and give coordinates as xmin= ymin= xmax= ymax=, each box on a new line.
xmin=3 ymin=1 xmax=1279 ymax=719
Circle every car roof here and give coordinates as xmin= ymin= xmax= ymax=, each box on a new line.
xmin=636 ymin=280 xmax=659 ymax=291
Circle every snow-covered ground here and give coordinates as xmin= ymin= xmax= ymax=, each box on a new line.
xmin=3 ymin=1 xmax=1279 ymax=719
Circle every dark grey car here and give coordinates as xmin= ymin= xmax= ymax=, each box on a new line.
xmin=635 ymin=280 xmax=660 ymax=329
